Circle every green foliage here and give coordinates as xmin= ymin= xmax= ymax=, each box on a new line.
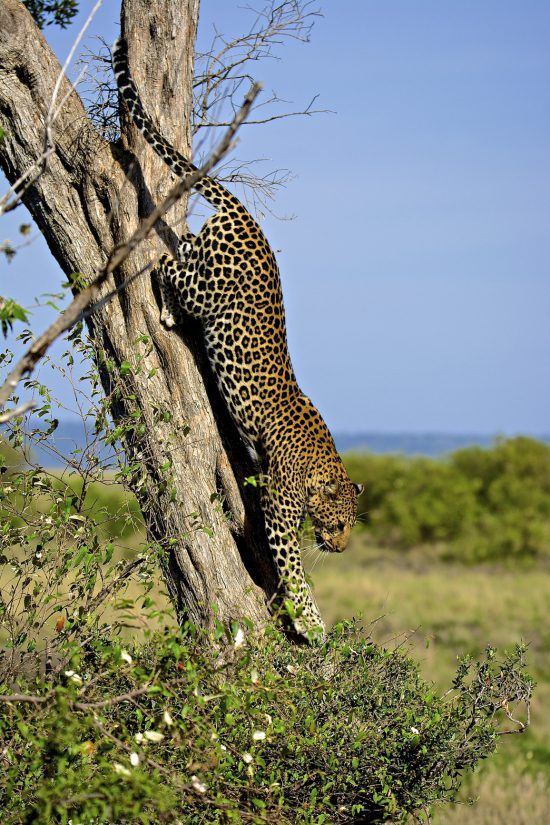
xmin=345 ymin=437 xmax=550 ymax=562
xmin=0 ymin=624 xmax=532 ymax=824
xmin=23 ymin=0 xmax=78 ymax=29
xmin=0 ymin=298 xmax=29 ymax=336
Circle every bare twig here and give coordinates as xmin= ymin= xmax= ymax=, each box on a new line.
xmin=74 ymin=686 xmax=150 ymax=710
xmin=0 ymin=686 xmax=149 ymax=710
xmin=0 ymin=82 xmax=261 ymax=422
xmin=84 ymin=557 xmax=146 ymax=613
xmin=496 ymin=699 xmax=531 ymax=735
xmin=0 ymin=399 xmax=35 ymax=424
xmin=0 ymin=692 xmax=48 ymax=704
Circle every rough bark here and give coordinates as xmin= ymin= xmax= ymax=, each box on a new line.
xmin=0 ymin=0 xmax=278 ymax=630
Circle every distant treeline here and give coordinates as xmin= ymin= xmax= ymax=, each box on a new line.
xmin=3 ymin=435 xmax=549 ymax=563
xmin=345 ymin=436 xmax=550 ymax=562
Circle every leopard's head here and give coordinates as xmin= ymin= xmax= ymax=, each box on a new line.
xmin=306 ymin=468 xmax=363 ymax=553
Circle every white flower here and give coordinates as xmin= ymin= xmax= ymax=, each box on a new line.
xmin=242 ymin=752 xmax=253 ymax=764
xmin=191 ymin=775 xmax=207 ymax=794
xmin=410 ymin=726 xmax=420 ymax=735
xmin=64 ymin=670 xmax=83 ymax=685
xmin=252 ymin=730 xmax=266 ymax=741
xmin=163 ymin=710 xmax=173 ymax=726
xmin=233 ymin=626 xmax=245 ymax=648
xmin=120 ymin=650 xmax=132 ymax=664
xmin=134 ymin=732 xmax=144 ymax=744
xmin=220 ymin=744 xmax=227 ymax=751
xmin=129 ymin=752 xmax=139 ymax=767
xmin=250 ymin=668 xmax=259 ymax=683
xmin=113 ymin=762 xmax=131 ymax=777
xmin=144 ymin=730 xmax=164 ymax=743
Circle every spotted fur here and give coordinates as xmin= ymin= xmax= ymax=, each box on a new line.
xmin=113 ymin=38 xmax=362 ymax=640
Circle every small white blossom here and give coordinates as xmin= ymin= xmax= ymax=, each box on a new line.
xmin=191 ymin=775 xmax=207 ymax=794
xmin=220 ymin=744 xmax=227 ymax=751
xmin=113 ymin=762 xmax=131 ymax=777
xmin=163 ymin=710 xmax=173 ymax=726
xmin=144 ymin=730 xmax=164 ymax=743
xmin=120 ymin=650 xmax=132 ymax=664
xmin=233 ymin=626 xmax=245 ymax=648
xmin=242 ymin=752 xmax=253 ymax=764
xmin=410 ymin=726 xmax=420 ymax=735
xmin=134 ymin=732 xmax=144 ymax=744
xmin=64 ymin=670 xmax=83 ymax=685
xmin=129 ymin=752 xmax=139 ymax=767
xmin=252 ymin=730 xmax=266 ymax=741
xmin=250 ymin=669 xmax=259 ymax=683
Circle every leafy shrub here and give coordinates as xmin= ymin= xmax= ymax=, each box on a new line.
xmin=345 ymin=437 xmax=550 ymax=561
xmin=0 ymin=624 xmax=532 ymax=824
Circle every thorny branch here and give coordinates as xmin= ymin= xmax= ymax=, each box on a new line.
xmin=0 ymin=81 xmax=262 ymax=422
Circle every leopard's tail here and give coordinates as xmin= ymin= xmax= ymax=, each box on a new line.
xmin=112 ymin=37 xmax=240 ymax=211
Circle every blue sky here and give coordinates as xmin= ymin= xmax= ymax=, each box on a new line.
xmin=1 ymin=0 xmax=549 ymax=434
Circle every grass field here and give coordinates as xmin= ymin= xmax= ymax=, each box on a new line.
xmin=305 ymin=532 xmax=550 ymax=823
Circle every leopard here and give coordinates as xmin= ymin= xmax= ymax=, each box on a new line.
xmin=113 ymin=38 xmax=363 ymax=640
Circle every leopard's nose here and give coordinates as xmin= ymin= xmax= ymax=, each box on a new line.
xmin=338 ymin=524 xmax=351 ymax=547
xmin=323 ymin=524 xmax=350 ymax=553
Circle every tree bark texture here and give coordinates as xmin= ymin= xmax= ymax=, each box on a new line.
xmin=0 ymin=0 xmax=279 ymax=630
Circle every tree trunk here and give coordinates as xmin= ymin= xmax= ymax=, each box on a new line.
xmin=0 ymin=0 xmax=278 ymax=631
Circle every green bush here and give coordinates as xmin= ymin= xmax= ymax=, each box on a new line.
xmin=0 ymin=623 xmax=532 ymax=824
xmin=345 ymin=437 xmax=550 ymax=561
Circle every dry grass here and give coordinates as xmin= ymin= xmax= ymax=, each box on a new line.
xmin=435 ymin=767 xmax=550 ymax=824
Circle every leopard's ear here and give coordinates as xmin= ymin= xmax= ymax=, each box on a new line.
xmin=354 ymin=483 xmax=364 ymax=495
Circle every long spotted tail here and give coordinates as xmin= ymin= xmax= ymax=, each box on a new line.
xmin=112 ymin=37 xmax=240 ymax=210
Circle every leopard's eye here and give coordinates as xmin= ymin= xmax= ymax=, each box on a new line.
xmin=337 ymin=521 xmax=345 ymax=531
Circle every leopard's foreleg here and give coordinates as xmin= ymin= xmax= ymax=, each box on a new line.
xmin=262 ymin=487 xmax=325 ymax=642
xmin=154 ymin=230 xmax=205 ymax=327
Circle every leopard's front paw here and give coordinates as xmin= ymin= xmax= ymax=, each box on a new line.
xmin=284 ymin=596 xmax=325 ymax=644
xmin=160 ymin=308 xmax=176 ymax=329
